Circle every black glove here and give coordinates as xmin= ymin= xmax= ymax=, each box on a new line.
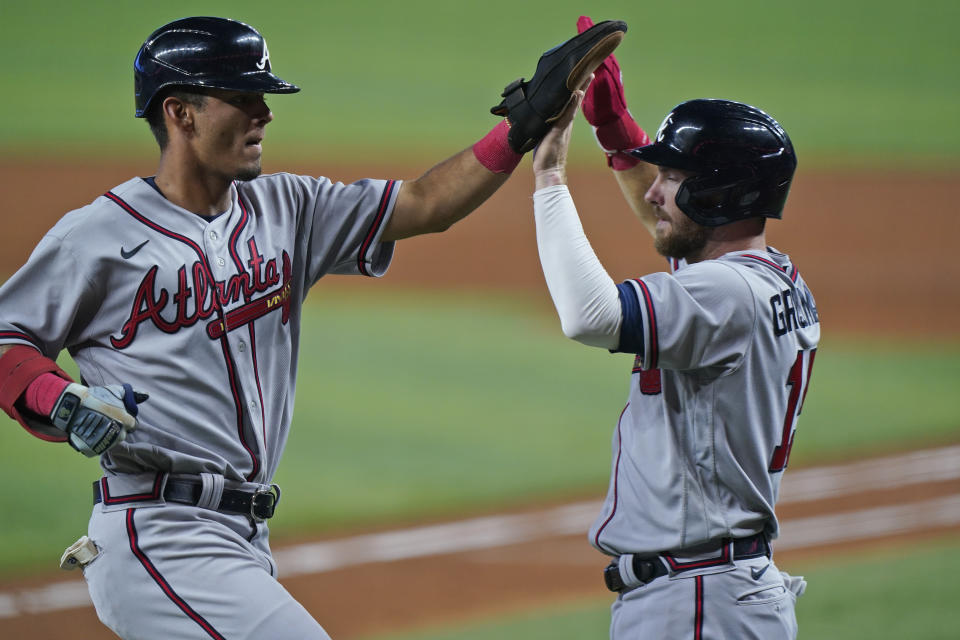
xmin=490 ymin=19 xmax=627 ymax=153
xmin=50 ymin=383 xmax=148 ymax=457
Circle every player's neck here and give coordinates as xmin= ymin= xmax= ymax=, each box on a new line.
xmin=154 ymin=156 xmax=233 ymax=218
xmin=688 ymin=221 xmax=767 ymax=263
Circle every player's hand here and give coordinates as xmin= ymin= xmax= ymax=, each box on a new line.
xmin=577 ymin=15 xmax=629 ymax=128
xmin=50 ymin=383 xmax=148 ymax=457
xmin=490 ymin=19 xmax=626 ymax=154
xmin=532 ymin=81 xmax=589 ymax=189
xmin=576 ymin=16 xmax=649 ymax=169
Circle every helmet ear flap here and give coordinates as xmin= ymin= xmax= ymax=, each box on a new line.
xmin=676 ymin=168 xmax=763 ymax=227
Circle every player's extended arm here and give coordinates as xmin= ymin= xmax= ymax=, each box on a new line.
xmin=576 ymin=15 xmax=659 ymax=237
xmin=531 ymin=88 xmax=622 ymax=350
xmin=383 ymin=148 xmax=509 ymax=241
xmin=383 ymin=19 xmax=628 ymax=241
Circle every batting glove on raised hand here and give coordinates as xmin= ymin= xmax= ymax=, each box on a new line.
xmin=49 ymin=383 xmax=148 ymax=457
xmin=576 ymin=16 xmax=650 ymax=169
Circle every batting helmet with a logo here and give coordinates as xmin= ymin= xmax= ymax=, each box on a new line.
xmin=134 ymin=17 xmax=300 ymax=118
xmin=630 ymin=99 xmax=796 ymax=227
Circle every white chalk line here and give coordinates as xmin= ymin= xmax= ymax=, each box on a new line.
xmin=2 ymin=445 xmax=959 ymax=619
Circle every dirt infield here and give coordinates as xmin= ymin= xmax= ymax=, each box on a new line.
xmin=0 ymin=161 xmax=957 ymax=639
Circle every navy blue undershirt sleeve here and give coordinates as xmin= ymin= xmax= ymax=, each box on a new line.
xmin=614 ymin=282 xmax=645 ymax=354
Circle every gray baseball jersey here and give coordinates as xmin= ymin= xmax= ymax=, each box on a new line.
xmin=0 ymin=173 xmax=398 ymax=639
xmin=589 ymin=249 xmax=820 ymax=556
xmin=0 ymin=173 xmax=397 ymax=481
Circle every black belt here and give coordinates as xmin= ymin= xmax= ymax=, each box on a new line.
xmin=93 ymin=479 xmax=281 ymax=522
xmin=603 ymin=532 xmax=770 ymax=592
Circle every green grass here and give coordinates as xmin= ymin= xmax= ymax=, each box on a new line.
xmin=791 ymin=336 xmax=960 ymax=464
xmin=361 ymin=598 xmax=612 ymax=640
xmin=358 ymin=537 xmax=960 ymax=640
xmin=790 ymin=539 xmax=960 ymax=639
xmin=0 ymin=0 xmax=957 ymax=167
xmin=1 ymin=288 xmax=957 ymax=576
xmin=270 ymin=288 xmax=626 ymax=533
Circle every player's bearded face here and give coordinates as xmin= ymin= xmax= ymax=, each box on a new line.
xmin=649 ymin=168 xmax=709 ymax=259
xmin=655 ymin=208 xmax=708 ymax=259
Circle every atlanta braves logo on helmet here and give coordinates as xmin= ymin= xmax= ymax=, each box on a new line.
xmin=256 ymin=41 xmax=270 ymax=71
xmin=655 ymin=113 xmax=673 ymax=142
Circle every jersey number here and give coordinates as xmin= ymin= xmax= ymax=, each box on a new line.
xmin=769 ymin=349 xmax=816 ymax=473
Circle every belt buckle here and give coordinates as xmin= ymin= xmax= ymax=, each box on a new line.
xmin=250 ymin=484 xmax=281 ymax=522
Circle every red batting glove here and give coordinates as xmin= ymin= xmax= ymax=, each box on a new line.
xmin=577 ymin=16 xmax=650 ymax=170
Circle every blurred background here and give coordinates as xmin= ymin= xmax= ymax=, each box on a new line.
xmin=1 ymin=1 xmax=958 ymax=638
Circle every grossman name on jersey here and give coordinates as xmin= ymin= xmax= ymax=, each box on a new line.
xmin=769 ymin=287 xmax=819 ymax=337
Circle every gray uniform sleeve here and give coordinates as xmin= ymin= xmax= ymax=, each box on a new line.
xmin=298 ymin=176 xmax=399 ymax=283
xmin=0 ymin=229 xmax=100 ymax=357
xmin=616 ymin=261 xmax=757 ymax=375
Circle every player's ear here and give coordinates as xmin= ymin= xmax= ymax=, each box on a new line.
xmin=162 ymin=96 xmax=196 ymax=135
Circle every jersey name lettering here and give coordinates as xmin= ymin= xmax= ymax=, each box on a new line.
xmin=111 ymin=245 xmax=291 ymax=349
xmin=769 ymin=287 xmax=819 ymax=337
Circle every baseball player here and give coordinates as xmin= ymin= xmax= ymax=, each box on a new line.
xmin=0 ymin=16 xmax=626 ymax=640
xmin=527 ymin=16 xmax=820 ymax=639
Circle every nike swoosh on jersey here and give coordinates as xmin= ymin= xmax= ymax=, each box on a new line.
xmin=120 ymin=240 xmax=150 ymax=259
xmin=751 ymin=563 xmax=771 ymax=580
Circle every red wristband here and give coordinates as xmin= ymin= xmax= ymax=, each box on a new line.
xmin=24 ymin=372 xmax=69 ymax=417
xmin=0 ymin=345 xmax=73 ymax=442
xmin=596 ymin=116 xmax=650 ymax=152
xmin=596 ymin=116 xmax=651 ymax=171
xmin=472 ymin=120 xmax=523 ymax=174
xmin=607 ymin=151 xmax=641 ymax=171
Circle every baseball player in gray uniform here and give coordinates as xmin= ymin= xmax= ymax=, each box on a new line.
xmin=527 ymin=17 xmax=819 ymax=639
xmin=0 ymin=16 xmax=627 ymax=640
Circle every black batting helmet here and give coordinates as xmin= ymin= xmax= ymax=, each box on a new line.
xmin=134 ymin=17 xmax=300 ymax=118
xmin=630 ymin=99 xmax=796 ymax=227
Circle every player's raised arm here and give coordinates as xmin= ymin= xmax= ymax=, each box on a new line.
xmin=575 ymin=15 xmax=660 ymax=237
xmin=531 ymin=86 xmax=623 ymax=350
xmin=382 ymin=20 xmax=627 ymax=242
